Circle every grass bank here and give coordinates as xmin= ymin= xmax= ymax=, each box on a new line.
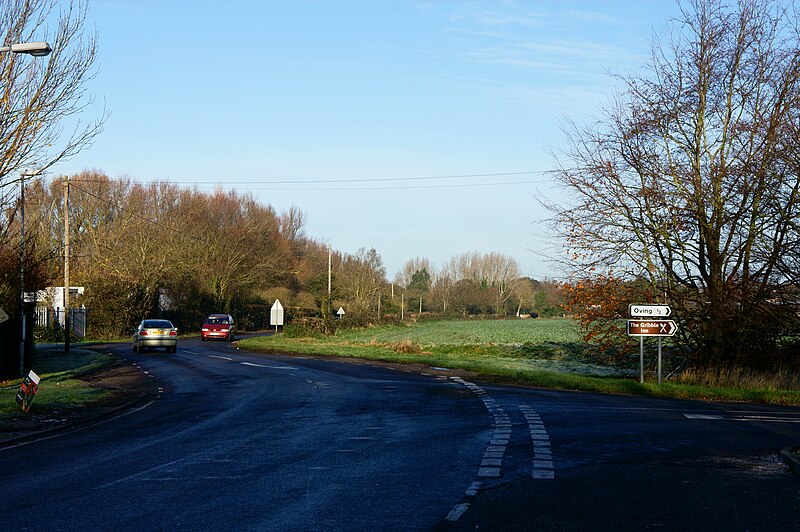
xmin=238 ymin=319 xmax=800 ymax=405
xmin=0 ymin=346 xmax=113 ymax=417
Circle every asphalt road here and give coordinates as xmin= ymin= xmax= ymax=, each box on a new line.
xmin=1 ymin=336 xmax=799 ymax=530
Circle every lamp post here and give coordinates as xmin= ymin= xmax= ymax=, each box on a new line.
xmin=0 ymin=41 xmax=52 ymax=56
xmin=2 ymin=40 xmax=53 ymax=376
xmin=18 ymin=170 xmax=43 ymax=376
xmin=19 ymin=174 xmax=26 ymax=377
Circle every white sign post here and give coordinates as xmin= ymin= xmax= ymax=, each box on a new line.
xmin=270 ymin=299 xmax=284 ymax=332
xmin=0 ymin=308 xmax=8 ymax=324
xmin=627 ymin=305 xmax=676 ymax=384
xmin=336 ymin=307 xmax=345 ymax=319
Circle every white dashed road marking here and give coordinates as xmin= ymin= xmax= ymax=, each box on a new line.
xmin=521 ymin=405 xmax=555 ymax=480
xmin=446 ymin=503 xmax=470 ymax=522
xmin=446 ymin=377 xmax=521 ymax=521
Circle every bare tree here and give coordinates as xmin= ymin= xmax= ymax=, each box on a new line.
xmin=511 ymin=277 xmax=536 ymax=317
xmin=551 ymin=0 xmax=800 ymax=366
xmin=446 ymin=251 xmax=482 ymax=285
xmin=444 ymin=251 xmax=520 ymax=314
xmin=482 ymin=252 xmax=520 ymax=314
xmin=0 ymin=1 xmax=104 ymax=368
xmin=0 ymin=0 xmax=105 ymax=187
xmin=429 ymin=270 xmax=454 ymax=312
xmin=395 ymin=257 xmax=435 ymax=290
xmin=336 ymin=248 xmax=386 ymax=316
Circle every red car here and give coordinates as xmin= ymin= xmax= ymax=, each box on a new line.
xmin=201 ymin=314 xmax=235 ymax=341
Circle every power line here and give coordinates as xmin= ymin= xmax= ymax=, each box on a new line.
xmin=187 ymin=179 xmax=551 ymax=192
xmin=68 ymin=170 xmax=554 ymax=191
xmin=65 ymin=170 xmax=553 ymax=236
xmin=208 ymin=170 xmax=549 ymax=185
xmin=69 ymin=182 xmax=192 ymax=240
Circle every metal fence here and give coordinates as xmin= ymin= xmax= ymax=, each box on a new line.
xmin=34 ymin=307 xmax=88 ymax=339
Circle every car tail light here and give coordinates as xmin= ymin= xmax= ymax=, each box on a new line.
xmin=169 ymin=330 xmax=177 ymax=336
xmin=140 ymin=331 xmax=148 ymax=336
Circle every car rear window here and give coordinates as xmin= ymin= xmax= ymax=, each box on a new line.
xmin=144 ymin=320 xmax=173 ymax=329
xmin=205 ymin=316 xmax=229 ymax=324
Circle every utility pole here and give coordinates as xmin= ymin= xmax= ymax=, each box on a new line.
xmin=64 ymin=176 xmax=70 ymax=353
xmin=327 ymin=246 xmax=332 ymax=319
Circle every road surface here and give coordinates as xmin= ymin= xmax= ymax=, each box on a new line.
xmin=1 ymin=336 xmax=798 ymax=530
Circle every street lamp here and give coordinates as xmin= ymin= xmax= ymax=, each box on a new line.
xmin=0 ymin=41 xmax=52 ymax=57
xmin=2 ymin=40 xmax=53 ymax=376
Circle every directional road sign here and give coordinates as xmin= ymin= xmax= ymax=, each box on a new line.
xmin=626 ymin=319 xmax=678 ymax=337
xmin=629 ymin=304 xmax=672 ymax=317
xmin=0 ymin=308 xmax=8 ymax=324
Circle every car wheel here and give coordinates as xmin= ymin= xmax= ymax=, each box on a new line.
xmin=132 ymin=344 xmax=138 ymax=352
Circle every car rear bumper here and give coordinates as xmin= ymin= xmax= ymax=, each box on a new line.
xmin=136 ymin=337 xmax=178 ymax=347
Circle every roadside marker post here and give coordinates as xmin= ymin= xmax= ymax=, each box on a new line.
xmin=270 ymin=299 xmax=284 ymax=333
xmin=626 ymin=308 xmax=677 ymax=384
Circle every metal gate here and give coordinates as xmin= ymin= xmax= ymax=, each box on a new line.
xmin=33 ymin=307 xmax=88 ymax=339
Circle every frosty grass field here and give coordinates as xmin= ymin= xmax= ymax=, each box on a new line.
xmin=242 ymin=318 xmax=632 ymax=378
xmin=240 ymin=318 xmax=800 ymax=403
xmin=337 ymin=318 xmax=580 ymax=346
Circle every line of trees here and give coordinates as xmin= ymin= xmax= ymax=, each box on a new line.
xmin=17 ymin=172 xmax=322 ymax=337
xmin=1 ymin=171 xmax=559 ymax=348
xmin=394 ymin=253 xmax=564 ymax=318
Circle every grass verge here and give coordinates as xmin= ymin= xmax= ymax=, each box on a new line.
xmin=239 ymin=323 xmax=800 ymax=405
xmin=0 ymin=346 xmax=113 ymax=417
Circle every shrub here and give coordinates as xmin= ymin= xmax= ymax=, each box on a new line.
xmin=284 ymin=317 xmax=331 ymax=338
xmin=390 ymin=339 xmax=423 ymax=354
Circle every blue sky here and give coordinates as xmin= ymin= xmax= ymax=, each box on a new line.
xmin=58 ymin=0 xmax=682 ymax=280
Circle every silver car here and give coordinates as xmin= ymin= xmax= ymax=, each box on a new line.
xmin=133 ymin=319 xmax=178 ymax=353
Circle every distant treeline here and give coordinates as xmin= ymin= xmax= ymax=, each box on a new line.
xmin=0 ymin=172 xmax=562 ymax=376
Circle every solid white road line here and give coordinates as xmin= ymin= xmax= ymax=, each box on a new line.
xmin=684 ymin=413 xmax=800 ymax=423
xmin=240 ymin=361 xmax=296 ymax=370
